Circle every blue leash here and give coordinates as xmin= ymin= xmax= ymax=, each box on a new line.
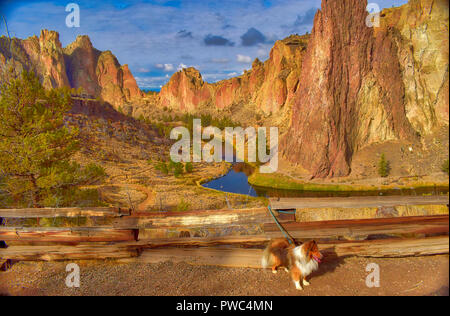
xmin=277 ymin=210 xmax=296 ymax=214
xmin=267 ymin=205 xmax=295 ymax=245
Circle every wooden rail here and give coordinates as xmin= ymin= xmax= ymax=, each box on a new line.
xmin=2 ymin=236 xmax=448 ymax=263
xmin=113 ymin=207 xmax=294 ymax=229
xmin=269 ymin=195 xmax=449 ymax=210
xmin=0 ymin=227 xmax=138 ymax=243
xmin=263 ymin=215 xmax=449 ymax=239
xmin=118 ymin=236 xmax=450 ymax=268
xmin=0 ymin=207 xmax=130 ymax=218
xmin=0 ymin=244 xmax=139 ymax=261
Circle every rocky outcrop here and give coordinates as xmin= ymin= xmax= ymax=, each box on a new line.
xmin=281 ymin=0 xmax=448 ymax=178
xmin=379 ymin=0 xmax=449 ymax=134
xmin=159 ymin=67 xmax=212 ymax=111
xmin=0 ymin=30 xmax=143 ymax=110
xmin=64 ymin=35 xmax=100 ymax=96
xmin=253 ymin=35 xmax=307 ymax=114
xmin=0 ymin=30 xmax=70 ymax=89
xmin=158 ymin=35 xmax=309 ymax=113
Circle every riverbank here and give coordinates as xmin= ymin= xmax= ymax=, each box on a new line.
xmin=248 ymin=171 xmax=449 ymax=194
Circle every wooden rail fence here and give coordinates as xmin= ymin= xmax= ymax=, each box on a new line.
xmin=0 ymin=203 xmax=448 ymax=267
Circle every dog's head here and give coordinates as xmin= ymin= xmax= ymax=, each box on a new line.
xmin=303 ymin=240 xmax=323 ymax=263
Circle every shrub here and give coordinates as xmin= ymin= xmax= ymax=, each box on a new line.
xmin=378 ymin=153 xmax=390 ymax=178
xmin=169 ymin=160 xmax=184 ymax=177
xmin=154 ymin=161 xmax=169 ymax=175
xmin=185 ymin=162 xmax=194 ymax=173
xmin=442 ymin=160 xmax=449 ymax=175
xmin=176 ymin=198 xmax=190 ymax=212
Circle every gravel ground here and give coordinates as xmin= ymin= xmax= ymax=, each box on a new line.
xmin=1 ymin=255 xmax=448 ymax=296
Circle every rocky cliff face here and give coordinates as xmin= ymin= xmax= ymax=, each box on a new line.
xmin=0 ymin=30 xmax=143 ymax=109
xmin=158 ymin=34 xmax=309 ymax=114
xmin=0 ymin=30 xmax=70 ymax=89
xmin=159 ymin=67 xmax=212 ymax=111
xmin=281 ymin=0 xmax=448 ymax=178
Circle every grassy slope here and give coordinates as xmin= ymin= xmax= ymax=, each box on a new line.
xmin=248 ymin=171 xmax=449 ymax=192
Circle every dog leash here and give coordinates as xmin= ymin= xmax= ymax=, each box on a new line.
xmin=267 ymin=205 xmax=295 ymax=245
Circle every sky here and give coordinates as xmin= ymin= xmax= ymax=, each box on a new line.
xmin=0 ymin=0 xmax=408 ymax=91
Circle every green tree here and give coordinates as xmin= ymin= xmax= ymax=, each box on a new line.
xmin=0 ymin=71 xmax=104 ymax=207
xmin=378 ymin=153 xmax=390 ymax=178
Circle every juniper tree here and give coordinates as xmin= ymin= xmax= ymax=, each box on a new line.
xmin=378 ymin=153 xmax=390 ymax=178
xmin=0 ymin=71 xmax=104 ymax=207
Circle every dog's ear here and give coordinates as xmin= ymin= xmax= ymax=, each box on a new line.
xmin=305 ymin=241 xmax=313 ymax=257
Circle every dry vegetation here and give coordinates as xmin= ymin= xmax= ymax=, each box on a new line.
xmin=68 ymin=107 xmax=266 ymax=212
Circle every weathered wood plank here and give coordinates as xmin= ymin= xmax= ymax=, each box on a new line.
xmin=113 ymin=208 xmax=288 ymax=228
xmin=324 ymin=236 xmax=449 ymax=258
xmin=0 ymin=245 xmax=139 ymax=261
xmin=129 ymin=235 xmax=270 ymax=248
xmin=263 ymin=215 xmax=449 ymax=239
xmin=270 ymin=195 xmax=449 ymax=210
xmin=0 ymin=207 xmax=130 ymax=218
xmin=121 ymin=236 xmax=449 ymax=268
xmin=1 ymin=235 xmax=447 ymax=263
xmin=0 ymin=227 xmax=137 ymax=243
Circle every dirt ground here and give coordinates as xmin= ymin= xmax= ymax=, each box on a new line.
xmin=1 ymin=255 xmax=448 ymax=296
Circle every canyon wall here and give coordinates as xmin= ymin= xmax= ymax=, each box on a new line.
xmin=0 ymin=30 xmax=143 ymax=109
xmin=281 ymin=0 xmax=448 ymax=178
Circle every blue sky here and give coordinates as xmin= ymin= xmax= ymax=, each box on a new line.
xmin=0 ymin=0 xmax=408 ymax=91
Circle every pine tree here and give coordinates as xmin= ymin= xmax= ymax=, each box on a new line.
xmin=378 ymin=153 xmax=390 ymax=178
xmin=0 ymin=71 xmax=103 ymax=207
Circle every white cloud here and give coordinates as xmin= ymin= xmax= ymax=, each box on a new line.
xmin=237 ymin=54 xmax=252 ymax=63
xmin=156 ymin=63 xmax=174 ymax=72
xmin=177 ymin=63 xmax=188 ymax=70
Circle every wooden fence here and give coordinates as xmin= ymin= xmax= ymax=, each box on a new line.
xmin=0 ymin=201 xmax=449 ymax=268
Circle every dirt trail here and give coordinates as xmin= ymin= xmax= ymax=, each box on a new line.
xmin=1 ymin=255 xmax=448 ymax=296
xmin=125 ymin=183 xmax=154 ymax=211
xmin=82 ymin=182 xmax=154 ymax=211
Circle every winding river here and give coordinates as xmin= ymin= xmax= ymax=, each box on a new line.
xmin=202 ymin=163 xmax=449 ymax=198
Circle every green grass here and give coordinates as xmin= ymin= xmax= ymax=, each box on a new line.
xmin=247 ymin=172 xmax=449 ymax=192
xmin=248 ymin=172 xmax=362 ymax=191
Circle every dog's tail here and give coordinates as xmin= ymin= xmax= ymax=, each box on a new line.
xmin=261 ymin=245 xmax=273 ymax=269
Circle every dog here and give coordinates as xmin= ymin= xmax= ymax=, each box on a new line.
xmin=261 ymin=238 xmax=323 ymax=290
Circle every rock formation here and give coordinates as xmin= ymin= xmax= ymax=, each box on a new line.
xmin=158 ymin=34 xmax=309 ymax=113
xmin=0 ymin=30 xmax=143 ymax=109
xmin=281 ymin=0 xmax=448 ymax=178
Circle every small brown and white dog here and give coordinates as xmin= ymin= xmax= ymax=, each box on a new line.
xmin=261 ymin=238 xmax=323 ymax=290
